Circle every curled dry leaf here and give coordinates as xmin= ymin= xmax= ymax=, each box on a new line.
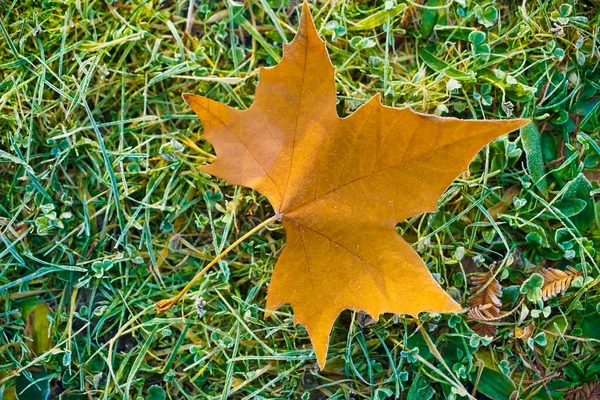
xmin=515 ymin=322 xmax=535 ymax=340
xmin=468 ymin=272 xmax=503 ymax=337
xmin=540 ymin=266 xmax=582 ymax=301
xmin=184 ymin=2 xmax=529 ymax=368
xmin=468 ymin=273 xmax=502 ymax=319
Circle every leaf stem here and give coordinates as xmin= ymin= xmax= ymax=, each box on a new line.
xmin=155 ymin=214 xmax=281 ymax=313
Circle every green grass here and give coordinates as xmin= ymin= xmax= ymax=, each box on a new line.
xmin=1 ymin=0 xmax=600 ymax=399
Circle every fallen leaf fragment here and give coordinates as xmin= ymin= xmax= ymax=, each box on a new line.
xmin=468 ymin=272 xmax=502 ymax=337
xmin=540 ymin=266 xmax=582 ymax=301
xmin=183 ymin=2 xmax=529 ymax=368
xmin=23 ymin=300 xmax=53 ymax=355
xmin=515 ymin=322 xmax=535 ymax=340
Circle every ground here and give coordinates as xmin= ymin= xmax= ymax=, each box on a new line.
xmin=1 ymin=0 xmax=600 ymax=399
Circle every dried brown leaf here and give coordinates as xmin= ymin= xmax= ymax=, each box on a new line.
xmin=540 ymin=266 xmax=582 ymax=301
xmin=566 ymin=382 xmax=600 ymax=400
xmin=472 ymin=322 xmax=498 ymax=338
xmin=468 ymin=273 xmax=502 ymax=321
xmin=467 ymin=273 xmax=504 ymax=337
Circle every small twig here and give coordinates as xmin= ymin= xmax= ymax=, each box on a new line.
xmin=155 ymin=214 xmax=280 ymax=313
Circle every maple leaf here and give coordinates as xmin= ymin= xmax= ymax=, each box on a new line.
xmin=183 ymin=2 xmax=529 ymax=368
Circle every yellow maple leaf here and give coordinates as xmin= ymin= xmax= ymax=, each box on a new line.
xmin=183 ymin=2 xmax=529 ymax=368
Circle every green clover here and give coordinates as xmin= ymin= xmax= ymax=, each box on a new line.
xmin=520 ymin=274 xmax=544 ymax=303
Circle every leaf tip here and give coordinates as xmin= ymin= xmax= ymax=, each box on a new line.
xmin=516 ymin=118 xmax=533 ymax=130
xmin=315 ymin=346 xmax=328 ymax=370
xmin=410 ymin=293 xmax=463 ymax=319
xmin=301 ymin=312 xmax=339 ymax=370
xmin=181 ymin=92 xmax=194 ymax=105
xmin=298 ymin=0 xmax=320 ymax=41
xmin=309 ymin=324 xmax=331 ymax=370
xmin=498 ymin=117 xmax=532 ymax=138
xmin=301 ymin=0 xmax=311 ymax=16
xmin=446 ymin=295 xmax=463 ymax=313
